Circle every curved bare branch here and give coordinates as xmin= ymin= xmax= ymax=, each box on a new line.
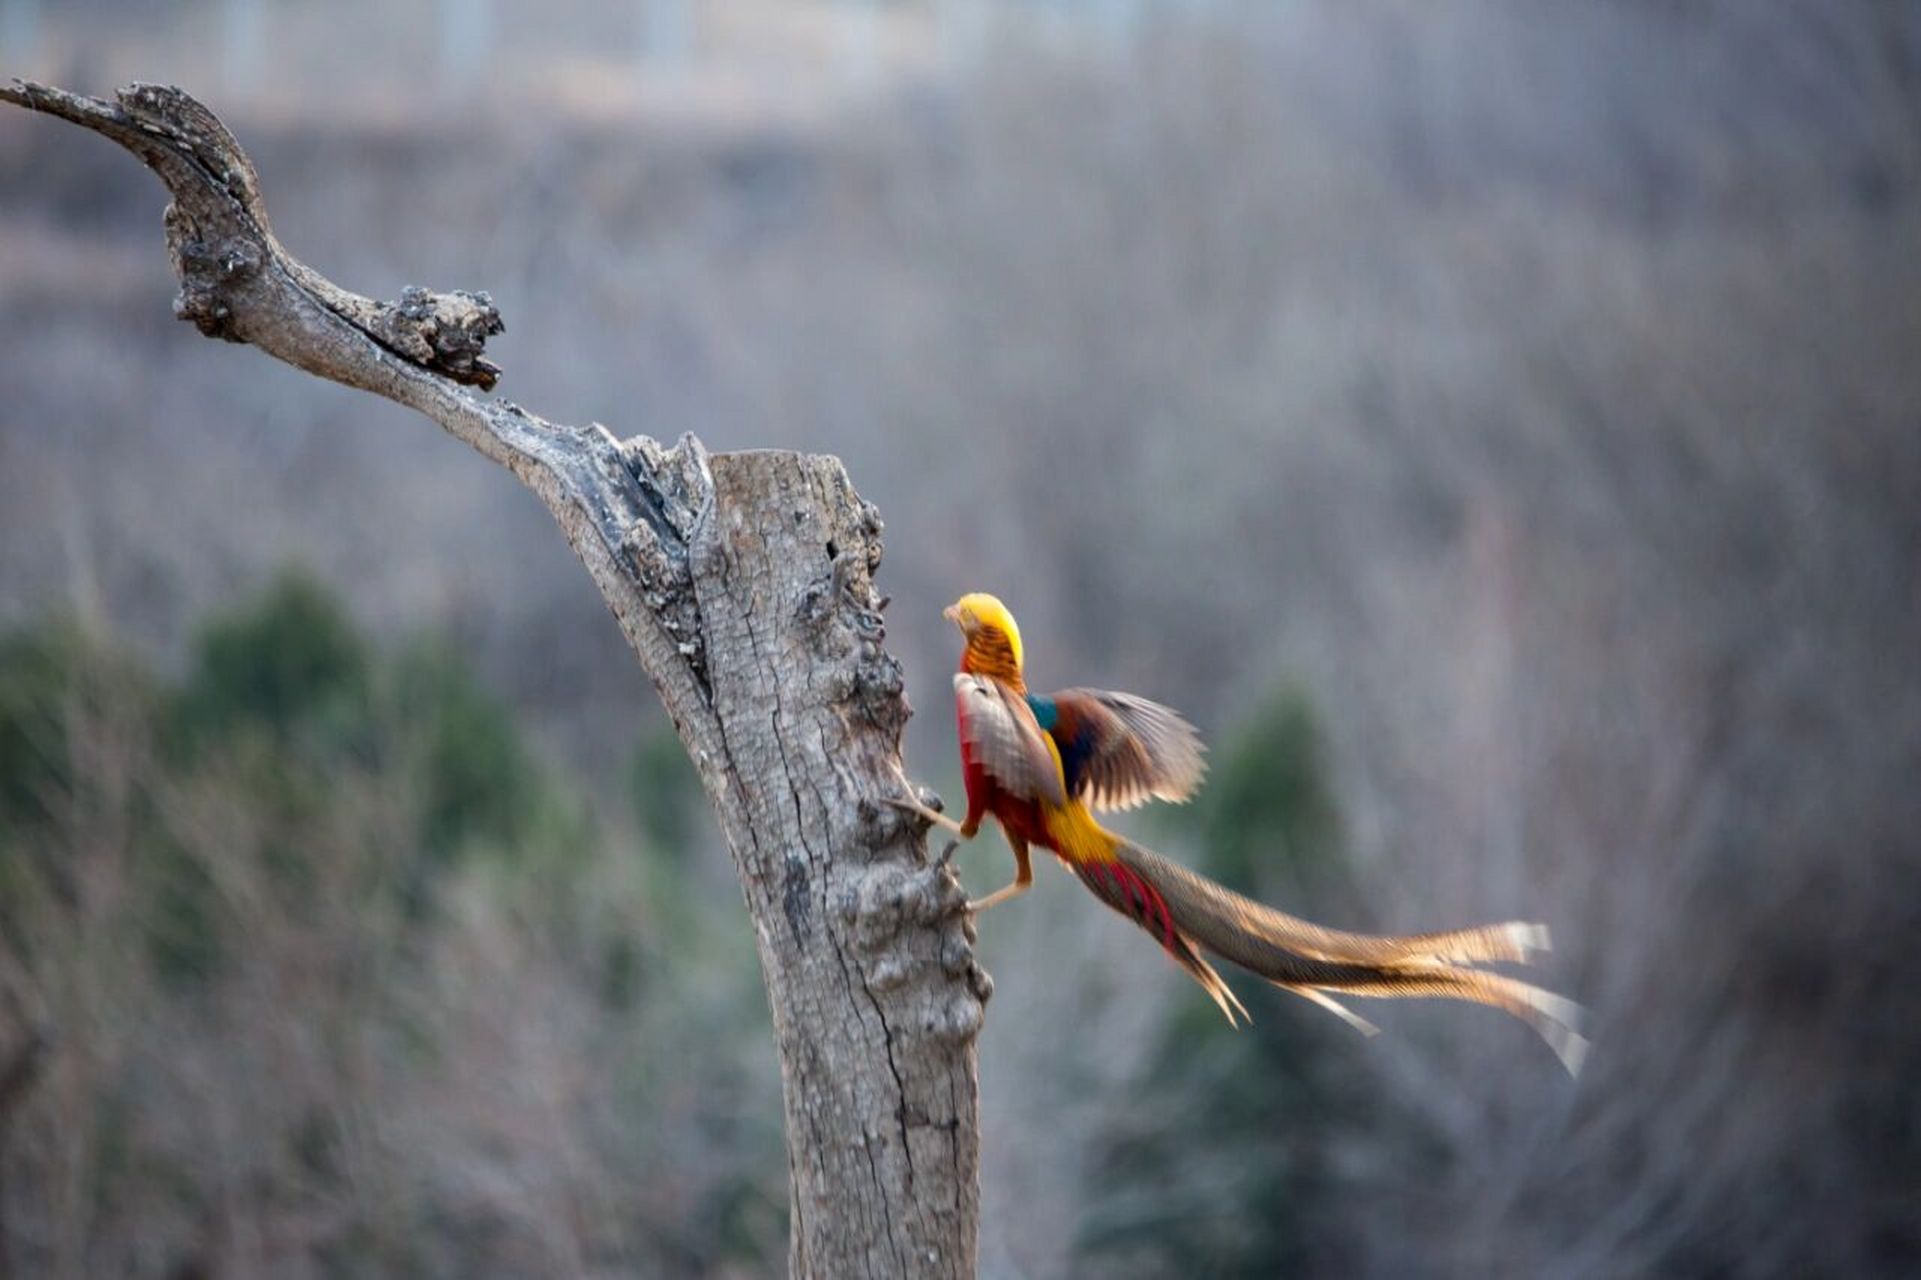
xmin=0 ymin=78 xmax=987 ymax=1279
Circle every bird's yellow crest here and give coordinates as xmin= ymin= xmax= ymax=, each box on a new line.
xmin=946 ymin=592 xmax=1024 ymax=675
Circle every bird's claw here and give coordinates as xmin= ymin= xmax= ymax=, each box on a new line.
xmin=884 ymin=795 xmax=968 ymax=838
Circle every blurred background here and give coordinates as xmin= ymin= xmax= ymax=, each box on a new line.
xmin=2 ymin=1 xmax=1919 ymax=1276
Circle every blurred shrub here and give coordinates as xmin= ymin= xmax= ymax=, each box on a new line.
xmin=0 ymin=617 xmax=155 ymax=939
xmin=628 ymin=722 xmax=703 ymax=861
xmin=0 ymin=578 xmax=781 ymax=1278
xmin=165 ymin=571 xmax=550 ymax=859
xmin=388 ymin=638 xmax=542 ymax=861
xmin=167 ymin=570 xmax=373 ymax=765
xmin=1192 ymin=687 xmax=1342 ymax=891
xmin=141 ymin=574 xmax=559 ymax=974
xmin=0 ymin=616 xmax=152 ymax=831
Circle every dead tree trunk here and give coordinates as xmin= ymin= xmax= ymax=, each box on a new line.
xmin=0 ymin=80 xmax=990 ymax=1279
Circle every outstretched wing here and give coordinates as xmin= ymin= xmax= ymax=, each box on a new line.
xmin=1035 ymin=688 xmax=1207 ymax=811
xmin=954 ymin=673 xmax=1066 ymax=807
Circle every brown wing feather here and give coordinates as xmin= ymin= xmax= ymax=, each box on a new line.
xmin=954 ymin=673 xmax=1066 ymax=807
xmin=1048 ymin=688 xmax=1208 ymax=811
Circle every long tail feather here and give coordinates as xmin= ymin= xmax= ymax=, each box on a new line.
xmin=1282 ymin=985 xmax=1381 ymax=1037
xmin=1072 ymin=858 xmax=1250 ymax=1027
xmin=1118 ymin=840 xmax=1550 ymax=968
xmin=1297 ymin=966 xmax=1591 ymax=1077
xmin=1078 ymin=841 xmax=1587 ymax=1074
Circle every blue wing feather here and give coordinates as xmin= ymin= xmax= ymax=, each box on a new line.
xmin=1026 ymin=692 xmax=1106 ymax=797
xmin=1028 ymin=688 xmax=1208 ymax=811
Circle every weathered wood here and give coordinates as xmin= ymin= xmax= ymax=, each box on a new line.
xmin=0 ymin=79 xmax=988 ymax=1279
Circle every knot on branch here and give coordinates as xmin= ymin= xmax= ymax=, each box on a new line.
xmin=850 ymin=641 xmax=908 ymax=734
xmin=846 ymin=859 xmax=986 ymax=1033
xmin=375 ymin=287 xmax=505 ymax=390
xmin=168 ymin=214 xmax=261 ymax=341
xmin=620 ymin=432 xmax=715 ymax=544
xmin=606 ymin=431 xmax=715 ymax=690
xmin=851 ymin=863 xmax=964 ymax=950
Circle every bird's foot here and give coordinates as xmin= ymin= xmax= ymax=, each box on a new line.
xmin=884 ymin=795 xmax=968 ymax=838
xmin=963 ymin=880 xmax=1032 ymax=916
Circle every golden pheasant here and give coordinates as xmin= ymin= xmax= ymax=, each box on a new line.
xmin=894 ymin=592 xmax=1587 ymax=1074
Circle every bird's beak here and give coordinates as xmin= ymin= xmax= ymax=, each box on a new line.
xmin=942 ymin=603 xmax=964 ymax=629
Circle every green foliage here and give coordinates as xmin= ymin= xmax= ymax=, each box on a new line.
xmin=0 ymin=620 xmax=82 ymax=829
xmin=0 ymin=618 xmax=155 ymax=944
xmin=0 ymin=576 xmax=784 ymax=1278
xmin=628 ymin=722 xmax=703 ymax=861
xmin=163 ymin=572 xmax=552 ymax=862
xmin=168 ymin=570 xmax=373 ymax=766
xmin=143 ymin=836 xmax=225 ymax=983
xmin=1193 ymin=687 xmax=1341 ymax=892
xmin=0 ymin=616 xmax=152 ymax=830
xmin=389 ymin=639 xmax=541 ymax=861
xmin=0 ymin=575 xmax=590 ymax=982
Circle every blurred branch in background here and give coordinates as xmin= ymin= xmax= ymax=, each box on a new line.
xmin=0 ymin=1028 xmax=45 ymax=1121
xmin=0 ymin=1013 xmax=47 ymax=1280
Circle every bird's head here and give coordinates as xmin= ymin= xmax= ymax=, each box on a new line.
xmin=945 ymin=592 xmax=1025 ymax=677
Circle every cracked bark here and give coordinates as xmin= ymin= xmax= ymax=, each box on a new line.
xmin=0 ymin=80 xmax=989 ymax=1279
